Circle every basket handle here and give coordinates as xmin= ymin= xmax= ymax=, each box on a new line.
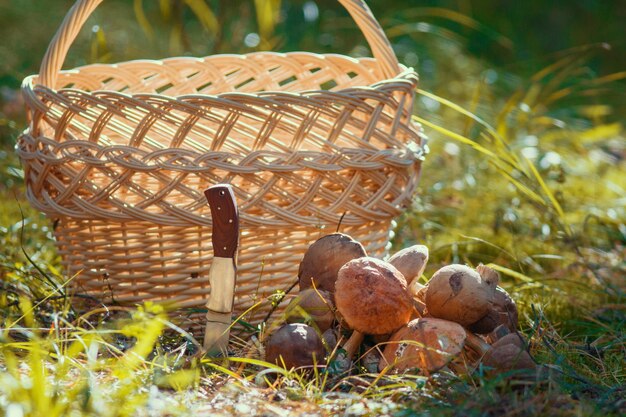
xmin=38 ymin=0 xmax=401 ymax=89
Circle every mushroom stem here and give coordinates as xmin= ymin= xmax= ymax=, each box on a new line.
xmin=342 ymin=330 xmax=365 ymax=358
xmin=464 ymin=331 xmax=491 ymax=357
xmin=487 ymin=324 xmax=511 ymax=344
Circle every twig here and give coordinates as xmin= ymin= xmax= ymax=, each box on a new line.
xmin=336 ymin=212 xmax=347 ymax=233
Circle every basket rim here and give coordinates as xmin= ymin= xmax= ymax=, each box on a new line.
xmin=22 ymin=51 xmax=418 ymax=100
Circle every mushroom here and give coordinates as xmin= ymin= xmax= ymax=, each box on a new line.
xmin=334 ymin=257 xmax=413 ymax=358
xmin=468 ymin=285 xmax=519 ymax=334
xmin=388 ymin=245 xmax=429 ymax=318
xmin=483 ymin=327 xmax=535 ymax=373
xmin=321 ymin=328 xmax=339 ymax=352
xmin=486 ymin=325 xmax=530 ymax=351
xmin=379 ymin=318 xmax=467 ymax=374
xmin=264 ymin=323 xmax=326 ymax=370
xmin=491 ymin=332 xmax=527 ymax=351
xmin=482 ymin=343 xmax=536 ymax=373
xmin=408 ymin=280 xmax=428 ymax=318
xmin=461 ymin=331 xmax=491 ymax=365
xmin=486 ymin=323 xmax=512 ymax=344
xmin=458 ymin=325 xmax=528 ymax=368
xmin=388 ymin=245 xmax=429 ymax=287
xmin=362 ymin=349 xmax=382 ymax=374
xmin=409 ymin=279 xmax=427 ymax=300
xmin=285 ymin=288 xmax=335 ymax=332
xmin=424 ymin=264 xmax=499 ymax=326
xmin=298 ymin=233 xmax=367 ymax=294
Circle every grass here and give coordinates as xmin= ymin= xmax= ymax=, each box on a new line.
xmin=1 ymin=1 xmax=625 ymax=416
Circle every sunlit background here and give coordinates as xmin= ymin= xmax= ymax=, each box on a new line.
xmin=0 ymin=1 xmax=624 ymax=415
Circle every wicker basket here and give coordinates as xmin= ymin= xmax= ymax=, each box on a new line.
xmin=17 ymin=0 xmax=425 ymax=326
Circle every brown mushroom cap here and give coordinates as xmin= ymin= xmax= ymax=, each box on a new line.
xmin=379 ymin=318 xmax=467 ymax=373
xmin=482 ymin=343 xmax=536 ymax=372
xmin=321 ymin=328 xmax=339 ymax=352
xmin=491 ymin=332 xmax=527 ymax=351
xmin=468 ymin=286 xmax=519 ymax=334
xmin=425 ymin=264 xmax=498 ymax=326
xmin=285 ymin=288 xmax=335 ymax=332
xmin=476 ymin=263 xmax=500 ymax=286
xmin=265 ymin=323 xmax=326 ymax=369
xmin=388 ymin=245 xmax=429 ymax=286
xmin=363 ymin=349 xmax=382 ymax=374
xmin=335 ymin=257 xmax=413 ymax=335
xmin=298 ymin=233 xmax=367 ymax=294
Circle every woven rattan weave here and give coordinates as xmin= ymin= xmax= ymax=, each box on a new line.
xmin=18 ymin=0 xmax=425 ymax=326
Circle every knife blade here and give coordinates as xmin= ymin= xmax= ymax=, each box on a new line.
xmin=203 ymin=184 xmax=239 ymax=354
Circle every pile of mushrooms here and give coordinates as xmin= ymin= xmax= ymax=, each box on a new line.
xmin=263 ymin=233 xmax=537 ymax=378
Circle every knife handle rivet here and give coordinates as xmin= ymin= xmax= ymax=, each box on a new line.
xmin=217 ymin=206 xmax=221 ymax=210
xmin=219 ymin=190 xmax=225 ymax=196
xmin=229 ymin=219 xmax=233 ymax=223
xmin=223 ymin=246 xmax=227 ymax=250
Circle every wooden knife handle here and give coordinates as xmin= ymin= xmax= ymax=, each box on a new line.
xmin=205 ymin=185 xmax=239 ymax=258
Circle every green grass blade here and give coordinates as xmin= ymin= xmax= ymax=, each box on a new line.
xmin=133 ymin=0 xmax=154 ymax=40
xmin=524 ymin=156 xmax=565 ymax=219
xmin=389 ymin=7 xmax=513 ymax=50
xmin=412 ymin=115 xmax=498 ymax=158
xmin=184 ymin=0 xmax=218 ymax=34
xmin=487 ymin=263 xmax=539 ymax=284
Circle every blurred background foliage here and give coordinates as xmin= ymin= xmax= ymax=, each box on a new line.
xmin=1 ymin=0 xmax=624 ymax=313
xmin=0 ymin=0 xmax=624 ymax=413
xmin=1 ymin=1 xmax=625 ymax=86
xmin=1 ymin=2 xmax=624 ymax=282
